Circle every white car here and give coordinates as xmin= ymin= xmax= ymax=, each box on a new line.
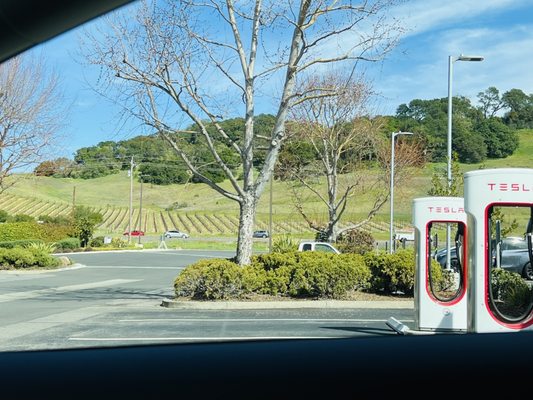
xmin=164 ymin=230 xmax=189 ymax=239
xmin=297 ymin=241 xmax=340 ymax=254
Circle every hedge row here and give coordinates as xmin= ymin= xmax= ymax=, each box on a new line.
xmin=0 ymin=222 xmax=74 ymax=243
xmin=0 ymin=239 xmax=44 ymax=249
xmin=0 ymin=247 xmax=61 ymax=270
xmin=174 ymin=249 xmax=436 ymax=300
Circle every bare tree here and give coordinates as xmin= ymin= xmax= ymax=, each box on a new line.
xmin=284 ymin=72 xmax=381 ymax=241
xmin=84 ymin=0 xmax=403 ymax=265
xmin=0 ymin=55 xmax=65 ymax=192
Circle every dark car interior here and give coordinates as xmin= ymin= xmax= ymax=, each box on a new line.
xmin=1 ymin=1 xmax=533 ymax=398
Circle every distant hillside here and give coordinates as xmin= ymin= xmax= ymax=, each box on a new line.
xmin=1 ymin=129 xmax=531 ymax=236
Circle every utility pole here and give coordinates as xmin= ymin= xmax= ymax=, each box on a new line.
xmin=138 ymin=178 xmax=143 ymax=245
xmin=72 ymin=186 xmax=76 ymax=210
xmin=269 ymin=175 xmax=273 ymax=252
xmin=138 ymin=174 xmax=150 ymax=245
xmin=128 ymin=156 xmax=134 ymax=244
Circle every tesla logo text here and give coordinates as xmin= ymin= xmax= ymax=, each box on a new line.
xmin=427 ymin=207 xmax=465 ymax=213
xmin=487 ymin=183 xmax=531 ymax=192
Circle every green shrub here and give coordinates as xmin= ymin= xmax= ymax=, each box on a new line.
xmin=174 ymin=252 xmax=372 ymax=300
xmin=428 ymin=260 xmax=456 ymax=295
xmin=286 ymin=252 xmax=371 ymax=298
xmin=249 ymin=253 xmax=298 ymax=295
xmin=37 ymin=223 xmax=75 ymax=242
xmin=364 ymin=249 xmax=415 ymax=295
xmin=24 ymin=242 xmax=56 ymax=253
xmin=89 ymin=236 xmax=105 ymax=247
xmin=336 ymin=229 xmax=376 ymax=255
xmin=0 ymin=247 xmax=60 ymax=269
xmin=491 ymin=268 xmax=533 ymax=317
xmin=30 ymin=249 xmax=62 ymax=268
xmin=0 ymin=222 xmax=73 ymax=243
xmin=263 ymin=265 xmax=294 ymax=296
xmin=0 ymin=239 xmax=44 ymax=249
xmin=0 ymin=247 xmax=35 ymax=268
xmin=38 ymin=215 xmax=72 ymax=225
xmin=241 ymin=264 xmax=268 ymax=293
xmin=10 ymin=214 xmax=35 ymax=223
xmin=271 ymin=235 xmax=298 ymax=253
xmin=0 ymin=210 xmax=9 ymax=223
xmin=0 ymin=222 xmax=42 ymax=242
xmin=54 ymin=237 xmax=81 ymax=251
xmin=174 ymin=259 xmax=248 ymax=300
xmin=110 ymin=237 xmax=128 ymax=248
xmin=251 ymin=252 xmax=298 ymax=270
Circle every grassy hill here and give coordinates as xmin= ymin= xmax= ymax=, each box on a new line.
xmin=1 ymin=129 xmax=532 ymax=238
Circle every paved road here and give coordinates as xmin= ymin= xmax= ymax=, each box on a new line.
xmin=0 ymin=250 xmax=414 ymax=351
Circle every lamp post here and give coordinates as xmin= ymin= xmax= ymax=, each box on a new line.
xmin=138 ymin=174 xmax=150 ymax=245
xmin=128 ymin=156 xmax=135 ymax=244
xmin=446 ymin=54 xmax=484 ymax=265
xmin=269 ymin=174 xmax=273 ymax=253
xmin=390 ymin=131 xmax=413 ymax=254
xmin=447 ymin=54 xmax=484 ymax=189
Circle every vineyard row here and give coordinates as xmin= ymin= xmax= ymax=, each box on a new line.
xmin=0 ymin=194 xmax=408 ymax=235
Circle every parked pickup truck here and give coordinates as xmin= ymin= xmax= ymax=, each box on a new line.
xmin=297 ymin=241 xmax=341 ymax=254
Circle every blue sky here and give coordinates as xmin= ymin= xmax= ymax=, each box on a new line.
xmin=32 ymin=0 xmax=533 ymax=159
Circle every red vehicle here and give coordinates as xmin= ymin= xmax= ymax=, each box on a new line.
xmin=123 ymin=230 xmax=145 ymax=236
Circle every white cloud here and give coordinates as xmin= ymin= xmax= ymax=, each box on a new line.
xmin=372 ymin=21 xmax=533 ymax=114
xmin=392 ymin=0 xmax=530 ymax=37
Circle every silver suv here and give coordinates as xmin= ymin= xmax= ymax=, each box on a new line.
xmin=435 ymin=236 xmax=533 ymax=280
xmin=164 ymin=230 xmax=189 ymax=239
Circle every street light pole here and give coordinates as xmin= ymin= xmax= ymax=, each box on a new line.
xmin=138 ymin=178 xmax=143 ymax=245
xmin=390 ymin=131 xmax=413 ymax=254
xmin=128 ymin=156 xmax=134 ymax=244
xmin=269 ymin=174 xmax=273 ymax=253
xmin=138 ymin=174 xmax=150 ymax=245
xmin=447 ymin=54 xmax=484 ymax=188
xmin=446 ymin=54 xmax=484 ymax=266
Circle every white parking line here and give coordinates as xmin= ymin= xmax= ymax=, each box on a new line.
xmin=68 ymin=336 xmax=333 ymax=342
xmin=0 ymin=279 xmax=142 ymax=303
xmin=157 ymin=252 xmax=234 ymax=258
xmin=119 ymin=318 xmax=414 ymax=323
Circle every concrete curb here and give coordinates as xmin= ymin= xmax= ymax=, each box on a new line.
xmin=0 ymin=263 xmax=86 ymax=274
xmin=161 ymin=298 xmax=414 ymax=310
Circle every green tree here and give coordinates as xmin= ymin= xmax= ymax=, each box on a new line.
xmin=476 ymin=117 xmax=518 ymax=158
xmin=10 ymin=214 xmax=35 ymax=223
xmin=395 ymin=96 xmax=484 ymax=163
xmin=477 ymin=86 xmax=504 ymax=118
xmin=73 ymin=141 xmax=121 ymax=179
xmin=72 ymin=206 xmax=103 ymax=247
xmin=0 ymin=210 xmax=9 ymax=223
xmin=428 ymin=153 xmax=463 ymax=197
xmin=453 ymin=119 xmax=487 ymax=164
xmin=138 ymin=163 xmax=189 ymax=185
xmin=502 ymin=88 xmax=533 ymax=129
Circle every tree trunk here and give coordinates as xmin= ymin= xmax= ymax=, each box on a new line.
xmin=326 ymin=207 xmax=338 ymax=243
xmin=236 ymin=194 xmax=257 ymax=265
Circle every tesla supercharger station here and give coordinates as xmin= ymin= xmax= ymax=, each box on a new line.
xmin=413 ymin=197 xmax=467 ymax=332
xmin=387 ymin=197 xmax=467 ymax=334
xmin=465 ymin=168 xmax=533 ymax=333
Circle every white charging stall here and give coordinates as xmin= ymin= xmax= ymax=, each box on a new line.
xmin=413 ymin=197 xmax=467 ymax=332
xmin=386 ymin=197 xmax=467 ymax=335
xmin=465 ymin=168 xmax=533 ymax=333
